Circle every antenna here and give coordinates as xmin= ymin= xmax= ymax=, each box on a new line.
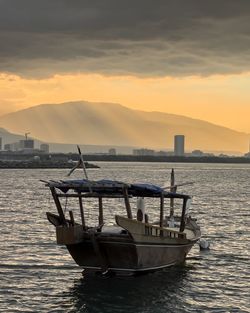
xmin=25 ymin=132 xmax=30 ymax=140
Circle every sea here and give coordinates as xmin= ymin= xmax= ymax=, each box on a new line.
xmin=0 ymin=162 xmax=249 ymax=313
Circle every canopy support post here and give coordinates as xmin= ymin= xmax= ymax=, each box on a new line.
xmin=179 ymin=198 xmax=188 ymax=233
xmin=123 ymin=187 xmax=132 ymax=219
xmin=170 ymin=168 xmax=176 ymax=217
xmin=98 ymin=197 xmax=104 ymax=226
xmin=69 ymin=210 xmax=75 ymax=226
xmin=160 ymin=193 xmax=164 ymax=236
xmin=78 ymin=192 xmax=86 ymax=230
xmin=50 ymin=187 xmax=66 ymax=225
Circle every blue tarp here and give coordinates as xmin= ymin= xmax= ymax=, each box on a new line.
xmin=50 ymin=179 xmax=189 ymax=198
xmin=56 ymin=179 xmax=164 ymax=195
xmin=130 ymin=183 xmax=164 ymax=195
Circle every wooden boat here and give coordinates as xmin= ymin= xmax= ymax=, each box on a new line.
xmin=44 ymin=172 xmax=201 ymax=276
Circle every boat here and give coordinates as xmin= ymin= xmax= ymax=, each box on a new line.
xmin=44 ymin=166 xmax=201 ymax=276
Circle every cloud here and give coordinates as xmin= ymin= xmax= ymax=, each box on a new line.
xmin=1 ymin=0 xmax=250 ymax=77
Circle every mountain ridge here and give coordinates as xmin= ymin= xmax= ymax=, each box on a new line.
xmin=0 ymin=100 xmax=248 ymax=153
xmin=1 ymin=101 xmax=248 ymax=135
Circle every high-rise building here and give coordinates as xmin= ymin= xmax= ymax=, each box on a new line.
xmin=174 ymin=135 xmax=185 ymax=156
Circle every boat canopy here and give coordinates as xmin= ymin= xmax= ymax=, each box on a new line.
xmin=44 ymin=179 xmax=190 ymax=199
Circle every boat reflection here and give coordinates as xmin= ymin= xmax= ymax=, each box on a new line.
xmin=67 ymin=265 xmax=192 ymax=313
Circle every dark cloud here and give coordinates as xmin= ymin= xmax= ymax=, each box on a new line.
xmin=1 ymin=0 xmax=250 ymax=77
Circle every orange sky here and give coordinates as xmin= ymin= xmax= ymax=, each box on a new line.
xmin=0 ymin=71 xmax=250 ymax=133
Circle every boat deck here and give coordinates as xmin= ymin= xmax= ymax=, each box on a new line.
xmin=101 ymin=224 xmax=196 ymax=240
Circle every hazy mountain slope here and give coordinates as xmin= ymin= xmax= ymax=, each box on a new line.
xmin=0 ymin=128 xmax=29 ymax=146
xmin=0 ymin=127 xmax=138 ymax=154
xmin=0 ymin=101 xmax=248 ymax=152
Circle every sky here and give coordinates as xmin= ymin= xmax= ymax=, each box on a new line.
xmin=0 ymin=0 xmax=250 ymax=133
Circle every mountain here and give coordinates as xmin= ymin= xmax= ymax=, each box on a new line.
xmin=0 ymin=101 xmax=248 ymax=153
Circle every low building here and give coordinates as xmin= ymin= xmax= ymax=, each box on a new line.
xmin=133 ymin=148 xmax=155 ymax=156
xmin=108 ymin=148 xmax=116 ymax=155
xmin=40 ymin=143 xmax=49 ymax=153
xmin=191 ymin=150 xmax=204 ymax=157
xmin=4 ymin=144 xmax=11 ymax=151
xmin=19 ymin=139 xmax=34 ymax=150
xmin=155 ymin=150 xmax=169 ymax=156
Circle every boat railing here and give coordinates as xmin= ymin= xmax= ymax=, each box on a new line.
xmin=145 ymin=224 xmax=186 ymax=239
xmin=116 ymin=215 xmax=186 ymax=240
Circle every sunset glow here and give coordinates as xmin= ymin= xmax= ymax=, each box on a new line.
xmin=1 ymin=71 xmax=250 ymax=133
xmin=1 ymin=0 xmax=250 ymax=154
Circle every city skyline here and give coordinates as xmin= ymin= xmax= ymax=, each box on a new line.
xmin=0 ymin=128 xmax=249 ymax=157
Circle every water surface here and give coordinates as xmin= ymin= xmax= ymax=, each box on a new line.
xmin=0 ymin=162 xmax=249 ymax=312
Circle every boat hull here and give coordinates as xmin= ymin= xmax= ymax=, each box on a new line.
xmin=66 ymin=237 xmax=195 ymax=275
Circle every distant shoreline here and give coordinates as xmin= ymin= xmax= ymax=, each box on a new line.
xmin=0 ymin=152 xmax=249 ymax=165
xmin=83 ymin=154 xmax=250 ymax=164
xmin=0 ymin=160 xmax=99 ymax=169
